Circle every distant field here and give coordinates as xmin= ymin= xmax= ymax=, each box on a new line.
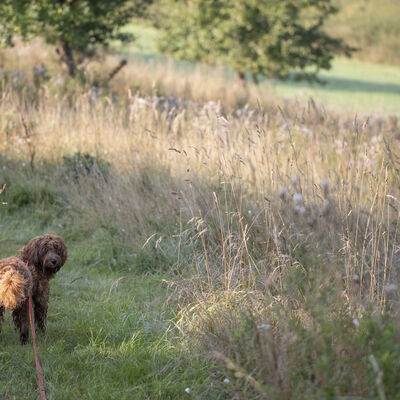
xmin=327 ymin=0 xmax=400 ymax=65
xmin=113 ymin=22 xmax=400 ymax=115
xmin=273 ymin=58 xmax=400 ymax=115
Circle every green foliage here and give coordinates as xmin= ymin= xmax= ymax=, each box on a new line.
xmin=4 ymin=180 xmax=59 ymax=213
xmin=0 ymin=1 xmax=155 ymax=76
xmin=157 ymin=0 xmax=354 ymax=82
xmin=358 ymin=316 xmax=400 ymax=399
xmin=34 ymin=0 xmax=137 ymax=76
xmin=33 ymin=1 xmax=135 ymax=51
xmin=132 ymin=246 xmax=175 ymax=273
xmin=62 ymin=152 xmax=110 ymax=180
xmin=0 ymin=0 xmax=33 ymax=48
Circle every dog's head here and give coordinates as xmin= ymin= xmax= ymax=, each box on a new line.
xmin=20 ymin=234 xmax=67 ymax=277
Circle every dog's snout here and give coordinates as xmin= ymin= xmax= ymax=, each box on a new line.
xmin=51 ymin=259 xmax=57 ymax=265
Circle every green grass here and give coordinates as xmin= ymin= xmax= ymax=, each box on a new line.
xmin=114 ymin=22 xmax=400 ymax=115
xmin=0 ymin=213 xmax=222 ymax=400
xmin=112 ymin=21 xmax=160 ymax=55
xmin=271 ymin=57 xmax=400 ymax=115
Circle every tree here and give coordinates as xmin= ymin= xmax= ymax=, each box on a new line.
xmin=0 ymin=1 xmax=153 ymax=77
xmin=33 ymin=0 xmax=139 ymax=77
xmin=157 ymin=0 xmax=354 ymax=84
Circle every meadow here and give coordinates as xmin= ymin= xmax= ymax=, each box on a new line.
xmin=115 ymin=22 xmax=400 ymax=116
xmin=0 ymin=36 xmax=400 ymax=399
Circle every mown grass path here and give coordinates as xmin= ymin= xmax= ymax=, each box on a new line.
xmin=0 ymin=215 xmax=216 ymax=400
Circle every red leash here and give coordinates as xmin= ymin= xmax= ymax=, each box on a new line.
xmin=26 ymin=261 xmax=47 ymax=400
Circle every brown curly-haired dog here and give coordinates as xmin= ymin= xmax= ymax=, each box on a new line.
xmin=0 ymin=234 xmax=67 ymax=344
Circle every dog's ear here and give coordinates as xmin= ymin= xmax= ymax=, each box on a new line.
xmin=19 ymin=236 xmax=44 ymax=271
xmin=53 ymin=236 xmax=67 ymax=265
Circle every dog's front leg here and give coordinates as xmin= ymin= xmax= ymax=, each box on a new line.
xmin=33 ymin=288 xmax=49 ymax=333
xmin=12 ymin=301 xmax=30 ymax=344
xmin=0 ymin=306 xmax=4 ymax=330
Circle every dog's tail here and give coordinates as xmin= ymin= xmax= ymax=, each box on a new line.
xmin=0 ymin=269 xmax=27 ymax=309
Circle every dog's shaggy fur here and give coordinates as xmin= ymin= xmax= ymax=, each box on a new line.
xmin=0 ymin=234 xmax=67 ymax=344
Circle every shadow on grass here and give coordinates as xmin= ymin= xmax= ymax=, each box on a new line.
xmin=273 ymin=75 xmax=400 ymax=95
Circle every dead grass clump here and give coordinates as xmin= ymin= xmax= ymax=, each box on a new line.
xmin=177 ymin=287 xmax=400 ymax=399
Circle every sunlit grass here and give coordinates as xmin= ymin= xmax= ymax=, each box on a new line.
xmin=272 ymin=57 xmax=400 ymax=114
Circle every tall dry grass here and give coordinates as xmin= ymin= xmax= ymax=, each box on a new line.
xmin=1 ymin=40 xmax=400 ymax=398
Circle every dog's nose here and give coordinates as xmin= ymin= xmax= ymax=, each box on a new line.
xmin=51 ymin=259 xmax=57 ymax=265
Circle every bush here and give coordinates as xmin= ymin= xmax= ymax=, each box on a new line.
xmin=62 ymin=152 xmax=110 ymax=180
xmin=5 ymin=180 xmax=59 ymax=213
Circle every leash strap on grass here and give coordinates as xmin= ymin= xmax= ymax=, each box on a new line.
xmin=26 ymin=261 xmax=47 ymax=400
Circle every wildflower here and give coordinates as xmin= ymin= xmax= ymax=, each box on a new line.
xmin=294 ymin=205 xmax=306 ymax=215
xmin=185 ymin=388 xmax=190 ymax=393
xmin=321 ymin=179 xmax=329 ymax=198
xmin=321 ymin=199 xmax=330 ymax=216
xmin=32 ymin=65 xmax=47 ymax=79
xmin=91 ymin=86 xmax=103 ymax=99
xmin=321 ymin=179 xmax=329 ymax=191
xmin=223 ymin=378 xmax=230 ymax=384
xmin=353 ymin=318 xmax=360 ymax=328
xmin=291 ymin=176 xmax=298 ymax=187
xmin=293 ymin=193 xmax=303 ymax=206
xmin=384 ymin=284 xmax=397 ymax=293
xmin=136 ymin=97 xmax=150 ymax=108
xmin=278 ymin=186 xmax=286 ymax=200
xmin=248 ymin=210 xmax=252 ymax=215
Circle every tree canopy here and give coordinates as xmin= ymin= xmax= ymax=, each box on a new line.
xmin=0 ymin=0 xmax=33 ymax=47
xmin=35 ymin=0 xmax=137 ymax=76
xmin=157 ymin=0 xmax=354 ymax=83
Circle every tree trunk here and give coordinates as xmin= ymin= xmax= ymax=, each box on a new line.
xmin=238 ymin=71 xmax=246 ymax=87
xmin=60 ymin=40 xmax=76 ymax=77
xmin=105 ymin=59 xmax=128 ymax=85
xmin=251 ymin=73 xmax=259 ymax=85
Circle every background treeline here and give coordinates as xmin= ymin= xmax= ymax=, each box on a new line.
xmin=325 ymin=0 xmax=400 ymax=65
xmin=1 ymin=0 xmax=399 ymax=85
xmin=152 ymin=0 xmax=400 ymax=66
